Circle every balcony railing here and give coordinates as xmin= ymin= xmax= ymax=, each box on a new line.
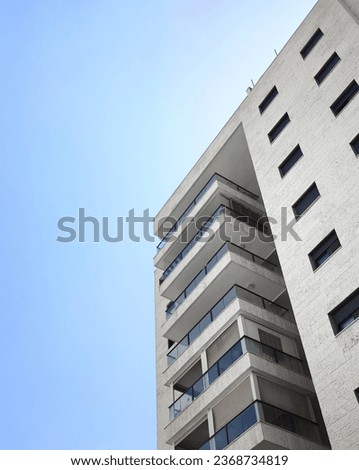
xmin=165 ymin=242 xmax=278 ymax=317
xmin=199 ymin=401 xmax=322 ymax=449
xmin=166 ymin=284 xmax=288 ymax=366
xmin=169 ymin=336 xmax=305 ymax=420
xmin=160 ymin=204 xmax=270 ymax=284
xmin=165 ymin=243 xmax=228 ymax=315
xmin=245 ymin=337 xmax=307 ymax=375
xmin=157 ymin=174 xmax=259 ymax=252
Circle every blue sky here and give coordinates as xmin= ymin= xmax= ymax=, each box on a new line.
xmin=0 ymin=0 xmax=316 ymax=449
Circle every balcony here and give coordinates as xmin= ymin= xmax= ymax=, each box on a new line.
xmin=167 ymin=285 xmax=288 ymax=366
xmin=157 ymin=173 xmax=258 ymax=252
xmin=169 ymin=336 xmax=306 ymax=420
xmin=163 ymin=241 xmax=285 ymax=342
xmin=199 ymin=401 xmax=324 ymax=450
xmin=159 ymin=202 xmax=272 ymax=286
xmin=166 ymin=242 xmax=278 ymax=318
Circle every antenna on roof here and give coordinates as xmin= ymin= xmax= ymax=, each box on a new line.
xmin=247 ymin=79 xmax=255 ymax=94
xmin=274 ymin=49 xmax=278 ymax=56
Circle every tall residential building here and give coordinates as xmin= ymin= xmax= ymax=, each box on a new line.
xmin=154 ymin=0 xmax=359 ymax=450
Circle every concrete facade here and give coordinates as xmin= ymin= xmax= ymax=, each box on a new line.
xmin=154 ymin=0 xmax=359 ymax=450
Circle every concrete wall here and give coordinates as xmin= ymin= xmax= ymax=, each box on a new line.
xmin=239 ymin=0 xmax=359 ymax=449
xmin=155 ymin=0 xmax=358 ymax=450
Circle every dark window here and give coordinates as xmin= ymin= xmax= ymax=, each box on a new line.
xmin=300 ymin=28 xmax=324 ymax=59
xmin=330 ymin=80 xmax=359 ymax=116
xmin=279 ymin=145 xmax=303 ymax=177
xmin=268 ymin=113 xmax=290 ymax=143
xmin=329 ymin=288 xmax=359 ymax=334
xmin=314 ymin=52 xmax=341 ymax=85
xmin=259 ymin=87 xmax=279 ymax=114
xmin=258 ymin=329 xmax=283 ymax=351
xmin=355 ymin=388 xmax=359 ymax=403
xmin=309 ymin=230 xmax=341 ymax=270
xmin=350 ymin=133 xmax=359 ymax=156
xmin=292 ymin=183 xmax=320 ymax=220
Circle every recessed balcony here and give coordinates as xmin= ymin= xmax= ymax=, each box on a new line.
xmin=164 ymin=287 xmax=297 ymax=390
xmin=172 ymin=372 xmax=329 ymax=450
xmin=199 ymin=401 xmax=327 ymax=450
xmin=158 ymin=203 xmax=274 ymax=302
xmin=165 ymin=242 xmax=279 ymax=319
xmin=169 ymin=336 xmax=307 ymax=421
xmin=154 ymin=175 xmax=265 ymax=273
xmin=156 ymin=173 xmax=259 ymax=253
xmin=162 ymin=242 xmax=285 ymax=342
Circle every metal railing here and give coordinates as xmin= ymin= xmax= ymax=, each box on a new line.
xmin=170 ymin=339 xmax=244 ymax=420
xmin=165 ymin=242 xmax=277 ymax=317
xmin=157 ymin=174 xmax=258 ymax=251
xmin=160 ymin=203 xmax=270 ymax=284
xmin=159 ymin=205 xmax=225 ymax=284
xmin=199 ymin=401 xmax=322 ymax=449
xmin=169 ymin=336 xmax=305 ymax=420
xmin=245 ymin=337 xmax=306 ymax=375
xmin=165 ymin=244 xmax=228 ymax=316
xmin=166 ymin=284 xmax=288 ymax=366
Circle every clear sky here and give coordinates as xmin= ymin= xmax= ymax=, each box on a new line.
xmin=0 ymin=0 xmax=317 ymax=449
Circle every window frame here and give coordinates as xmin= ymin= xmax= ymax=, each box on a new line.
xmin=259 ymin=86 xmax=279 ymax=114
xmin=268 ymin=113 xmax=291 ymax=143
xmin=330 ymin=80 xmax=359 ymax=117
xmin=258 ymin=329 xmax=283 ymax=352
xmin=314 ymin=52 xmax=341 ymax=85
xmin=300 ymin=28 xmax=324 ymax=59
xmin=278 ymin=145 xmax=303 ymax=178
xmin=292 ymin=182 xmax=320 ymax=220
xmin=328 ymin=287 xmax=359 ymax=335
xmin=350 ymin=133 xmax=359 ymax=156
xmin=308 ymin=229 xmax=341 ymax=271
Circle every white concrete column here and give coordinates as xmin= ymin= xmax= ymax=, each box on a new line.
xmin=207 ymin=408 xmax=215 ymax=436
xmin=249 ymin=373 xmax=260 ymax=401
xmin=201 ymin=350 xmax=210 ymax=389
xmin=169 ymin=382 xmax=174 ymax=402
xmin=200 ymin=349 xmax=208 ymax=372
xmin=250 ymin=373 xmax=263 ymax=421
xmin=237 ymin=312 xmax=245 ymax=337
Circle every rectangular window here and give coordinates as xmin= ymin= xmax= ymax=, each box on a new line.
xmin=279 ymin=145 xmax=303 ymax=177
xmin=350 ymin=133 xmax=359 ymax=156
xmin=330 ymin=80 xmax=359 ymax=116
xmin=268 ymin=113 xmax=290 ymax=143
xmin=314 ymin=52 xmax=341 ymax=85
xmin=355 ymin=388 xmax=359 ymax=403
xmin=329 ymin=288 xmax=359 ymax=334
xmin=292 ymin=183 xmax=320 ymax=220
xmin=300 ymin=28 xmax=324 ymax=59
xmin=258 ymin=329 xmax=282 ymax=351
xmin=259 ymin=87 xmax=279 ymax=114
xmin=309 ymin=229 xmax=341 ymax=270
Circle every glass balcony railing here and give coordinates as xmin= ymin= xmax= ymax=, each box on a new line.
xmin=165 ymin=242 xmax=278 ymax=317
xmin=170 ymin=339 xmax=244 ymax=421
xmin=245 ymin=337 xmax=307 ymax=375
xmin=169 ymin=336 xmax=305 ymax=420
xmin=166 ymin=284 xmax=288 ymax=366
xmin=199 ymin=402 xmax=258 ymax=450
xmin=199 ymin=401 xmax=322 ymax=449
xmin=165 ymin=243 xmax=228 ymax=316
xmin=160 ymin=204 xmax=271 ymax=284
xmin=157 ymin=174 xmax=259 ymax=252
xmin=167 ymin=286 xmax=237 ymax=365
